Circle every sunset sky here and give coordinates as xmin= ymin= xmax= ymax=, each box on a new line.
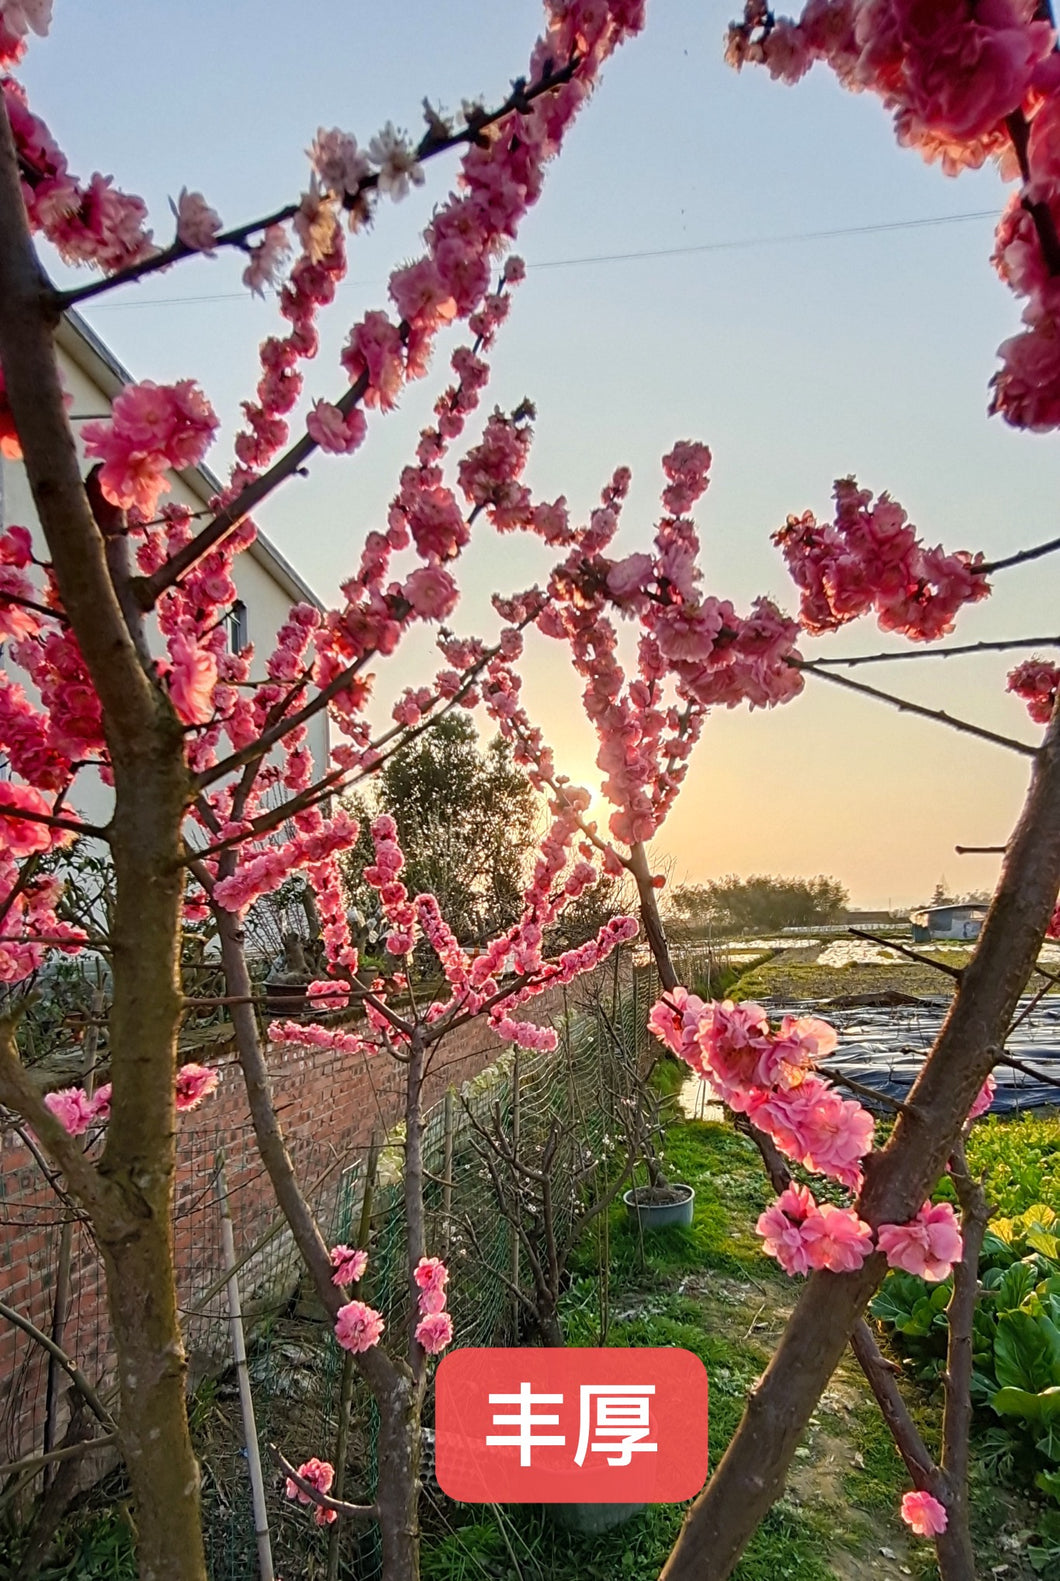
xmin=22 ymin=1 xmax=1060 ymax=909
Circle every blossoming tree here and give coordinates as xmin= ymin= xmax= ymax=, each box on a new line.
xmin=650 ymin=3 xmax=1060 ymax=1577
xmin=0 ymin=3 xmax=651 ymax=1577
xmin=2 ymin=1 xmax=1060 ymax=1580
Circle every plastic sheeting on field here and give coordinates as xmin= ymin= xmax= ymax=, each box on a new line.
xmin=761 ymin=996 xmax=1060 ymax=1113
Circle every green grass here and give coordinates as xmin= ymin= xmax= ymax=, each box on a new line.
xmin=422 ymin=1118 xmax=892 ymax=1581
xmin=0 ymin=1509 xmax=137 ymax=1581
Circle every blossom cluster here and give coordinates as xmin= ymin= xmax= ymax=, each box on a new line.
xmin=475 ymin=443 xmax=806 ymax=863
xmin=648 ymin=989 xmax=984 ymax=1284
xmin=1008 ymin=657 xmax=1060 ymax=725
xmin=774 ymin=478 xmax=990 ymax=642
xmin=284 ymin=1457 xmax=337 ymax=1527
xmin=413 ymin=1254 xmax=454 ymax=1355
xmin=725 ymin=0 xmax=1060 ymax=434
xmin=82 ymin=379 xmax=219 ymax=519
xmin=3 ymin=75 xmax=154 ymax=273
xmin=43 ymin=1062 xmax=219 ymax=1135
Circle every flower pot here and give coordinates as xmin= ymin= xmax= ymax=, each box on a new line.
xmin=264 ymin=979 xmax=309 ymax=1016
xmin=623 ymin=1183 xmax=695 ymax=1229
xmin=545 ymin=1500 xmax=647 ymax=1534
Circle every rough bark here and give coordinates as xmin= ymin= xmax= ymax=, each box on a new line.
xmin=0 ymin=93 xmax=207 ymax=1581
xmin=659 ymin=707 xmax=1060 ymax=1580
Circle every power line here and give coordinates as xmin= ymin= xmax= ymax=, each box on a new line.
xmin=86 ymin=208 xmax=998 ymax=311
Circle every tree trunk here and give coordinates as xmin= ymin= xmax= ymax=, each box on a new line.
xmin=0 ymin=93 xmax=208 ymax=1581
xmin=660 ymin=706 xmax=1060 ymax=1579
xmin=97 ymin=737 xmax=206 ymax=1581
xmin=215 ymin=907 xmax=420 ymax=1581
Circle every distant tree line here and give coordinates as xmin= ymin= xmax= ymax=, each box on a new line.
xmin=670 ymin=873 xmax=849 ymax=936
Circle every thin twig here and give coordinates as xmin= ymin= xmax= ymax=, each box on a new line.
xmin=807 ymin=635 xmax=1060 ymax=667
xmin=0 ymin=1299 xmax=115 ymax=1430
xmin=977 ymin=531 xmax=1060 ymax=577
xmin=846 ymin=927 xmax=963 ymax=981
xmin=56 ymin=57 xmax=580 ymax=312
xmin=794 ymin=661 xmax=1039 ymax=757
xmin=270 ymin=1445 xmax=378 ymax=1520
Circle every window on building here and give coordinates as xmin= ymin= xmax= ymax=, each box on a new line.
xmin=226 ymin=600 xmax=248 ymax=652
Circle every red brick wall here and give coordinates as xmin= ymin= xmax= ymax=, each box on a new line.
xmin=0 ymin=977 xmax=578 ymax=1464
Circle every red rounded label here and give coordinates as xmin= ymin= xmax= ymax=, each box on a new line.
xmin=435 ymin=1346 xmax=709 ymax=1503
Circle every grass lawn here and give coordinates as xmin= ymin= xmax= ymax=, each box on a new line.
xmin=421 ymin=1112 xmax=1036 ymax=1581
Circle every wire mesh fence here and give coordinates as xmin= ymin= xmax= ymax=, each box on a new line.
xmin=195 ymin=954 xmax=658 ymax=1581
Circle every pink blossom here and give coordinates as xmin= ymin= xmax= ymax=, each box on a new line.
xmin=757 ymin=1184 xmax=873 ymax=1275
xmin=330 ymin=1244 xmax=368 ymax=1286
xmin=414 ymin=1255 xmax=449 ymax=1314
xmin=0 ymin=783 xmax=57 ymax=857
xmin=166 ymin=633 xmax=217 ymax=725
xmin=402 ymin=566 xmax=458 ymax=621
xmin=175 ymin=1062 xmax=219 ymax=1112
xmin=801 ymin=1201 xmax=874 ymax=1272
xmin=0 ymin=1 xmax=53 ymax=43
xmin=756 ymin=1183 xmax=818 ymax=1275
xmin=309 ymin=127 xmax=370 ymax=195
xmin=308 ymin=978 xmax=351 ymax=1010
xmin=647 ymin=985 xmax=709 ymax=1074
xmin=85 ymin=1083 xmax=111 ymax=1122
xmin=306 ymin=400 xmax=367 ymax=454
xmin=285 ymin=1457 xmax=337 ymax=1526
xmin=900 ymin=1490 xmax=948 ymax=1538
xmin=334 ymin=1298 xmax=385 ymax=1353
xmin=341 ymin=311 xmax=406 ymax=410
xmin=415 ymin=1310 xmax=454 ymax=1355
xmin=968 ymin=1074 xmax=996 ymax=1122
xmin=661 ymin=439 xmax=712 ymax=516
xmin=367 ymin=123 xmax=425 ymax=201
xmin=43 ymin=1085 xmax=96 ymax=1136
xmin=877 ymin=1201 xmax=963 ymax=1282
xmin=606 ymin=552 xmax=653 ymax=601
xmin=242 ymin=224 xmax=291 ymax=297
xmin=83 ymin=380 xmax=218 ymax=516
xmin=174 ymin=189 xmax=221 ymax=253
xmin=1008 ymin=657 xmax=1059 ymax=724
xmin=992 ymin=311 xmax=1060 ymax=432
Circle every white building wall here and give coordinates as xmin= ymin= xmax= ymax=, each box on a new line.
xmin=0 ymin=318 xmax=329 ymax=825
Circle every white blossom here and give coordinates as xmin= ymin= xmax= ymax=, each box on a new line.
xmin=367 ymin=123 xmax=425 ymax=202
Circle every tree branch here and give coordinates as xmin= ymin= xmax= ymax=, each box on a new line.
xmin=0 ymin=95 xmax=169 ymax=746
xmin=270 ymin=1445 xmax=378 ymax=1521
xmin=660 ymin=700 xmax=1060 ymax=1580
xmin=807 ymin=635 xmax=1060 ymax=667
xmin=977 ymin=531 xmax=1060 ymax=577
xmin=793 ymin=660 xmax=1039 ymax=757
xmin=0 ymin=1298 xmax=116 ymax=1431
xmin=846 ymin=926 xmax=964 ymax=981
xmin=56 ymin=56 xmax=581 ymax=312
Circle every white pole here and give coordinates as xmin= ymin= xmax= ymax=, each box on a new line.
xmin=216 ymin=1154 xmax=275 ymax=1581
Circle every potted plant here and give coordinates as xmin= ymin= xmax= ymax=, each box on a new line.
xmin=622 ymin=1059 xmax=695 ymax=1229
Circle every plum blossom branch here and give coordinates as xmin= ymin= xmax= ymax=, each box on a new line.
xmin=270 ymin=1445 xmax=378 ymax=1520
xmin=55 ymin=57 xmax=581 ymax=312
xmin=809 ymin=634 xmax=1060 ymax=667
xmin=132 ymin=367 xmax=373 ymax=612
xmin=793 ymin=659 xmax=1039 ymax=757
xmin=977 ymin=531 xmax=1060 ymax=576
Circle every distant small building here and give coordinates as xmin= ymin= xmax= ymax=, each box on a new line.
xmin=910 ymin=903 xmax=986 ymax=943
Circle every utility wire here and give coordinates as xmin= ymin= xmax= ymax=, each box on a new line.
xmin=86 ymin=208 xmax=998 ymax=311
